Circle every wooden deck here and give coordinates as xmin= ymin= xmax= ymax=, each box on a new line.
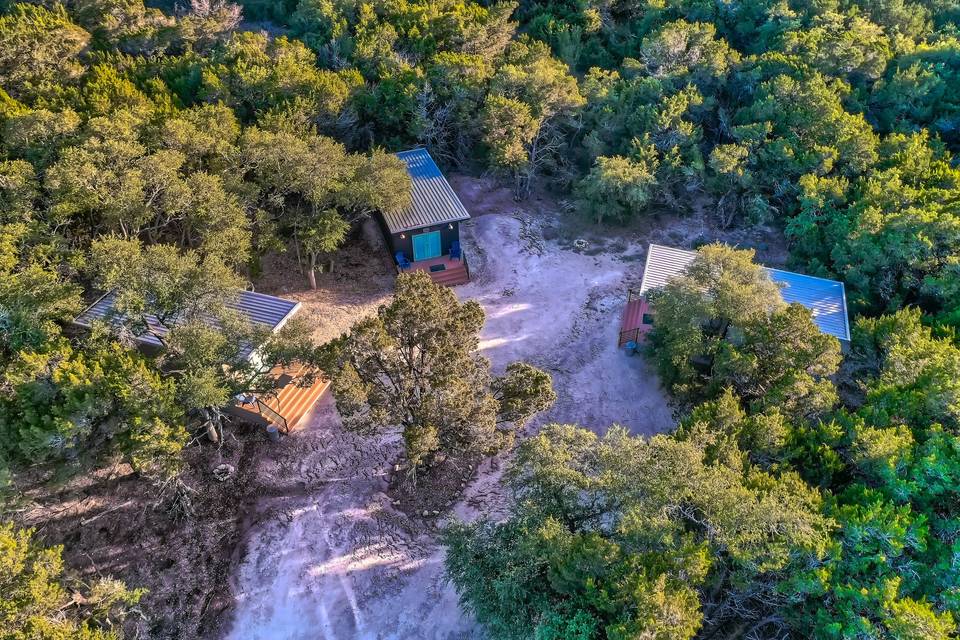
xmin=228 ymin=362 xmax=329 ymax=432
xmin=259 ymin=362 xmax=330 ymax=430
xmin=619 ymin=296 xmax=653 ymax=347
xmin=405 ymin=254 xmax=470 ymax=286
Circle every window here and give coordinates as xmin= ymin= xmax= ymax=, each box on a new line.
xmin=642 ymin=313 xmax=654 ymax=326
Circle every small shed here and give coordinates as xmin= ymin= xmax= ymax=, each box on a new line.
xmin=73 ymin=290 xmax=328 ymax=431
xmin=381 ymin=148 xmax=471 ymax=263
xmin=620 ymin=244 xmax=851 ymax=345
xmin=73 ymin=289 xmax=301 ymax=360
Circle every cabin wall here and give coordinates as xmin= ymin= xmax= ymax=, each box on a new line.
xmin=377 ymin=216 xmax=461 ymax=262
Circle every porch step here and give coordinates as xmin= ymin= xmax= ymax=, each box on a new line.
xmin=428 ymin=263 xmax=469 ymax=287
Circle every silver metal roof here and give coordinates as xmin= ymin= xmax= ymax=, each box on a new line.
xmin=73 ymin=289 xmax=301 ymax=359
xmin=639 ymin=244 xmax=851 ymax=341
xmin=383 ymin=148 xmax=471 ymax=234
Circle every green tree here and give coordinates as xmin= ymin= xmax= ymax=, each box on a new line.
xmin=0 ymin=223 xmax=82 ymax=366
xmin=575 ymin=154 xmax=657 ymax=224
xmin=327 ymin=271 xmax=555 ymax=480
xmin=0 ymin=160 xmax=39 ymax=222
xmin=45 ymin=111 xmax=251 ymax=263
xmin=870 ymin=37 xmax=960 ymax=148
xmin=66 ymin=0 xmax=179 ymax=55
xmin=481 ymin=36 xmax=584 ymax=198
xmin=0 ymin=3 xmax=90 ymax=99
xmin=783 ymin=308 xmax=960 ymax=635
xmin=419 ymin=51 xmax=494 ymax=163
xmin=0 ymin=338 xmax=187 ymax=481
xmin=849 ymin=308 xmax=960 ymax=431
xmin=157 ymin=102 xmax=240 ymax=173
xmin=200 ymin=31 xmax=357 ymax=127
xmin=240 ymin=127 xmax=411 ymax=287
xmin=789 ymin=131 xmax=960 ymax=316
xmin=778 ymin=12 xmax=892 ymax=85
xmin=445 ymin=422 xmax=832 ymax=640
xmin=638 ymin=20 xmax=740 ymax=92
xmin=727 ymin=68 xmax=879 ymax=221
xmin=647 ymin=244 xmax=841 ymax=417
xmin=0 ymin=522 xmax=144 ymax=640
xmin=578 ymin=67 xmax=706 ymax=214
xmin=1 ymin=108 xmax=81 ymax=169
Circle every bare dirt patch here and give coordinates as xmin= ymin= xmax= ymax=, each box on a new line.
xmin=388 ymin=453 xmax=485 ymax=520
xmin=255 ymin=222 xmax=397 ymax=345
xmin=222 ymin=395 xmax=476 ymax=639
xmin=10 ymin=425 xmax=270 ymax=640
xmin=223 ymin=176 xmax=703 ymax=640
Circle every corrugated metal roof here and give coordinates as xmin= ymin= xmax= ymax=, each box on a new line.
xmin=639 ymin=244 xmax=698 ymax=295
xmin=639 ymin=244 xmax=851 ymax=341
xmin=73 ymin=289 xmax=301 ymax=360
xmin=383 ymin=148 xmax=471 ymax=234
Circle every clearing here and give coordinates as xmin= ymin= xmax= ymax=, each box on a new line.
xmin=222 ymin=177 xmax=786 ymax=639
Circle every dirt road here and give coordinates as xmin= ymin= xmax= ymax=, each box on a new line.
xmin=225 ymin=205 xmax=675 ymax=639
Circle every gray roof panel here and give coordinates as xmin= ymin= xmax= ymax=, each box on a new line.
xmin=73 ymin=290 xmax=301 ymax=359
xmin=638 ymin=244 xmax=851 ymax=341
xmin=384 ymin=148 xmax=471 ymax=234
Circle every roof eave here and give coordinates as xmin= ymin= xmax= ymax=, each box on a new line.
xmin=385 ymin=213 xmax=471 ymax=235
xmin=638 ymin=243 xmax=657 ymax=296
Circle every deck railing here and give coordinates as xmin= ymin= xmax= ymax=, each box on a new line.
xmin=619 ymin=327 xmax=642 ymax=347
xmin=255 ymin=397 xmax=289 ymax=433
xmin=396 ymin=251 xmax=469 ymax=277
xmin=619 ymin=289 xmax=645 ymax=347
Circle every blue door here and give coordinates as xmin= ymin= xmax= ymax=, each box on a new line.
xmin=412 ymin=231 xmax=442 ymax=261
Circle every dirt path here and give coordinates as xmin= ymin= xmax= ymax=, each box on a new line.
xmin=458 ymin=212 xmax=674 ymax=436
xmin=227 ymin=395 xmax=475 ymax=639
xmin=225 ymin=197 xmax=676 ymax=639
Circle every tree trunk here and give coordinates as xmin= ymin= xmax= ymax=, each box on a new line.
xmin=205 ymin=420 xmax=219 ymax=444
xmin=307 ymin=252 xmax=318 ymax=289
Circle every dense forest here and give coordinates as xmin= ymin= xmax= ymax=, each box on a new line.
xmin=0 ymin=0 xmax=959 ymax=638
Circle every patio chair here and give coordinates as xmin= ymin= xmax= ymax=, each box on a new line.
xmin=449 ymin=240 xmax=462 ymax=260
xmin=395 ymin=251 xmax=411 ymax=270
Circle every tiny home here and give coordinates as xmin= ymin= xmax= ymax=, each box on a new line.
xmin=620 ymin=244 xmax=851 ymax=347
xmin=379 ymin=148 xmax=472 ymax=286
xmin=73 ymin=290 xmax=328 ymax=432
xmin=74 ymin=289 xmax=302 ymax=360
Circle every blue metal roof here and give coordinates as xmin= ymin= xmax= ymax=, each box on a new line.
xmin=384 ymin=148 xmax=471 ymax=234
xmin=73 ymin=289 xmax=301 ymax=359
xmin=639 ymin=244 xmax=851 ymax=341
xmin=766 ymin=268 xmax=850 ymax=341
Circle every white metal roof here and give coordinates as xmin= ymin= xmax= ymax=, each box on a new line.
xmin=383 ymin=148 xmax=471 ymax=234
xmin=639 ymin=244 xmax=851 ymax=341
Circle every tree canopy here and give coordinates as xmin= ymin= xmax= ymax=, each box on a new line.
xmin=326 ymin=270 xmax=555 ymax=478
xmin=2 ymin=0 xmax=960 ymax=636
xmin=0 ymin=521 xmax=144 ymax=640
xmin=647 ymin=244 xmax=841 ymax=418
xmin=445 ymin=422 xmax=833 ymax=640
